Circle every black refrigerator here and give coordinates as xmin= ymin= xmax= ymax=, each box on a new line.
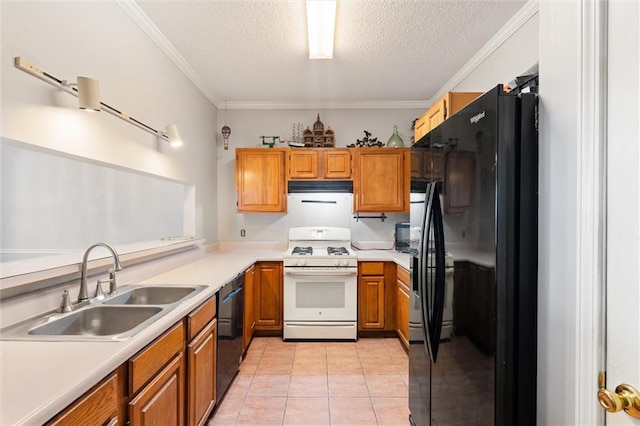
xmin=409 ymin=85 xmax=538 ymax=426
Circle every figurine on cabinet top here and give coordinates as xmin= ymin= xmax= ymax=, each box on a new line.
xmin=303 ymin=114 xmax=335 ymax=147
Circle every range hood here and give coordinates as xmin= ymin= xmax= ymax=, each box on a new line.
xmin=288 ymin=180 xmax=353 ymax=193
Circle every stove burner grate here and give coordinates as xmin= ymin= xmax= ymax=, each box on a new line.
xmin=327 ymin=246 xmax=349 ymax=256
xmin=292 ymin=246 xmax=313 ymax=255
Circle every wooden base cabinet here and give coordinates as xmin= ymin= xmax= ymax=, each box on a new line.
xmin=396 ymin=266 xmax=410 ymax=351
xmin=186 ymin=296 xmax=217 ymax=426
xmin=254 ymin=261 xmax=283 ymax=333
xmin=243 ymin=265 xmax=256 ymax=352
xmin=46 ymin=373 xmax=119 ymax=426
xmin=358 ymin=262 xmax=386 ymax=330
xmin=129 ymin=352 xmax=185 ymax=426
xmin=48 ymin=296 xmax=220 ymax=426
xmin=128 ymin=322 xmax=186 ymax=426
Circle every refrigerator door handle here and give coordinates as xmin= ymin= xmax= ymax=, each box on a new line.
xmin=429 ymin=184 xmax=446 ymax=362
xmin=419 ymin=183 xmax=436 ymax=362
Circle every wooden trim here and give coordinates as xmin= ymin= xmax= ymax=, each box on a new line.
xmin=576 ymin=1 xmax=607 ymax=424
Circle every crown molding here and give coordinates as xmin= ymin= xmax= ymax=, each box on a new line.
xmin=219 ymin=100 xmax=429 ymax=110
xmin=429 ymin=0 xmax=539 ymax=104
xmin=119 ymin=0 xmax=538 ymax=111
xmin=116 ymin=0 xmax=217 ymax=105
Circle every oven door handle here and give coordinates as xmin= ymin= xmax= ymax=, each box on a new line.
xmin=284 ymin=269 xmax=358 ymax=276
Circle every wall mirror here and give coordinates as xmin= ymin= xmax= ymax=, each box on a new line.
xmin=0 ymin=138 xmax=197 ymax=286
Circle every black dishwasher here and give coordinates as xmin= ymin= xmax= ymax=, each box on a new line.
xmin=216 ymin=274 xmax=244 ymax=403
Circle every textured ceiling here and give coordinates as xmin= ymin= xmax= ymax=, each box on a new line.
xmin=133 ymin=0 xmax=528 ymax=108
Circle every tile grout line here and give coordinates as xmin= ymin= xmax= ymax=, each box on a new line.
xmin=213 ymin=338 xmax=408 ymax=425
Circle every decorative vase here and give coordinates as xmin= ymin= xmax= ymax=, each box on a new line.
xmin=387 ymin=125 xmax=404 ymax=148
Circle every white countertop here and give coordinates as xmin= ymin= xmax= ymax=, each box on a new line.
xmin=0 ymin=245 xmax=486 ymax=424
xmin=0 ymin=248 xmax=282 ymax=426
xmin=353 ymin=249 xmax=411 ymax=270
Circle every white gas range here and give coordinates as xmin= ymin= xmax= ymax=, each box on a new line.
xmin=283 ymin=226 xmax=358 ymax=340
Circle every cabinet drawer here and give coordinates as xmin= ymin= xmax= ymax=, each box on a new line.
xmin=47 ymin=373 xmax=118 ymax=426
xmin=188 ymin=296 xmax=216 ymax=341
xmin=129 ymin=352 xmax=185 ymax=426
xmin=397 ymin=266 xmax=410 ymax=287
xmin=360 ymin=262 xmax=385 ymax=276
xmin=129 ymin=321 xmax=185 ymax=395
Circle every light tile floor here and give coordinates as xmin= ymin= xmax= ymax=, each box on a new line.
xmin=209 ymin=337 xmax=409 ymax=425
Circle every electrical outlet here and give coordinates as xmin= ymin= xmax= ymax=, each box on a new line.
xmin=240 ymin=229 xmax=246 ymax=237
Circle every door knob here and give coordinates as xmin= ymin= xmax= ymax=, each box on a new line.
xmin=597 ymin=383 xmax=640 ymax=418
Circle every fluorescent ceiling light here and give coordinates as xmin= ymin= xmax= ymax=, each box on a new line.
xmin=306 ymin=0 xmax=336 ymax=59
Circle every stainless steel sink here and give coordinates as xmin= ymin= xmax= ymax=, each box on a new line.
xmin=102 ymin=286 xmax=200 ymax=305
xmin=29 ymin=305 xmax=162 ymax=337
xmin=0 ymin=284 xmax=208 ymax=341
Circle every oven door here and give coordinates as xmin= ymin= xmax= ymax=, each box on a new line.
xmin=283 ymin=268 xmax=357 ymax=321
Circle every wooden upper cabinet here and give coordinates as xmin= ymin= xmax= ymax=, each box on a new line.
xmin=289 ymin=148 xmax=351 ymax=180
xmin=353 ymin=148 xmax=410 ymax=213
xmin=236 ymin=148 xmax=287 ymax=213
xmin=289 ymin=149 xmax=319 ymax=179
xmin=414 ymin=92 xmax=482 ymax=142
xmin=425 ymin=97 xmax=447 ymax=132
xmin=414 ymin=115 xmax=428 ymax=144
xmin=323 ymin=149 xmax=351 ymax=179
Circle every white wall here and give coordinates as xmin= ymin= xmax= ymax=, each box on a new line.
xmin=216 ymin=109 xmax=419 ymax=243
xmin=1 ymin=1 xmax=218 ymax=244
xmin=452 ymin=12 xmax=539 ymax=93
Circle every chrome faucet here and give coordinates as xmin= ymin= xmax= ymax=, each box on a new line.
xmin=78 ymin=242 xmax=122 ymax=302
